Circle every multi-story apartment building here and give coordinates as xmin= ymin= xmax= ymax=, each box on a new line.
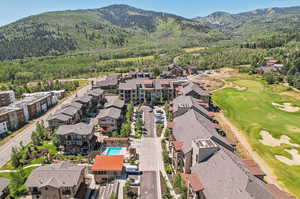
xmin=56 ymin=123 xmax=96 ymax=154
xmin=119 ymin=79 xmax=175 ymax=104
xmin=25 ymin=162 xmax=85 ymax=199
xmin=0 ymin=90 xmax=15 ymax=107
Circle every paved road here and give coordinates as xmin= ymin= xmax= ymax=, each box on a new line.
xmin=140 ymin=171 xmax=158 ymax=199
xmin=142 ymin=106 xmax=154 ymax=138
xmin=0 ymin=83 xmax=92 ymax=167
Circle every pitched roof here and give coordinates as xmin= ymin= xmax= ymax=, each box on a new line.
xmin=265 ymin=184 xmax=297 ymax=199
xmin=191 ymin=149 xmax=276 ymax=199
xmin=171 ymin=141 xmax=184 ymax=151
xmin=99 ymin=107 xmax=122 ymax=120
xmin=62 ymin=101 xmax=83 ymax=110
xmin=172 ymin=95 xmax=208 ymax=117
xmin=56 ymin=123 xmax=94 ymax=136
xmin=104 ymin=96 xmax=125 ymax=109
xmin=181 ymin=173 xmax=204 ymax=192
xmin=0 ymin=177 xmax=10 ymax=193
xmin=47 ymin=113 xmax=72 ymax=122
xmin=173 ymin=109 xmax=229 ymax=153
xmin=25 ymin=162 xmax=84 ymax=188
xmin=92 ymin=155 xmax=124 ymax=171
xmin=88 ymin=89 xmax=104 ymax=97
xmin=59 ymin=106 xmax=79 ymax=117
xmin=73 ymin=95 xmax=92 ymax=104
xmin=182 ymin=82 xmax=210 ymax=97
xmin=242 ymin=160 xmax=265 ymax=177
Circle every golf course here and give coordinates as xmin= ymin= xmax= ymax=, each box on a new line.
xmin=213 ymin=78 xmax=300 ymax=198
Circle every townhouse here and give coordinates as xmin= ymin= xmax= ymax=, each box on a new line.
xmin=182 ymin=82 xmax=211 ymax=104
xmin=87 ymin=88 xmax=104 ymax=105
xmin=25 ymin=162 xmax=85 ymax=199
xmin=119 ymin=79 xmax=175 ymax=104
xmin=98 ymin=107 xmax=122 ymax=132
xmin=123 ymin=72 xmax=154 ymax=80
xmin=73 ymin=95 xmax=93 ymax=115
xmin=92 ymin=74 xmax=120 ymax=92
xmin=56 ymin=123 xmax=96 ymax=154
xmin=91 ymin=155 xmax=125 ymax=184
xmin=0 ymin=90 xmax=15 ymax=107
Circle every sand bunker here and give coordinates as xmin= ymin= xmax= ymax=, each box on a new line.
xmin=272 ymin=102 xmax=300 ymax=112
xmin=234 ymin=86 xmax=247 ymax=91
xmin=275 ymin=149 xmax=300 ymax=166
xmin=259 ymin=130 xmax=300 ymax=147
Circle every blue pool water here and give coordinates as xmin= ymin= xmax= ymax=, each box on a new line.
xmin=103 ymin=147 xmax=123 ymax=155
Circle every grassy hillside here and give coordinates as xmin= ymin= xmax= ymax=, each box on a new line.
xmin=195 ymin=6 xmax=300 ymax=40
xmin=213 ymin=78 xmax=300 ymax=198
xmin=0 ymin=4 xmax=223 ymax=61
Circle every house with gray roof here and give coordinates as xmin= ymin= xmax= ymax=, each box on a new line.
xmin=87 ymin=88 xmax=104 ymax=105
xmin=171 ymin=95 xmax=209 ymax=119
xmin=47 ymin=113 xmax=73 ymax=131
xmin=56 ymin=123 xmax=96 ymax=154
xmin=171 ymin=108 xmax=233 ymax=173
xmin=0 ymin=177 xmax=10 ymax=199
xmin=25 ymin=162 xmax=85 ymax=199
xmin=104 ymin=96 xmax=125 ymax=110
xmin=190 ymin=142 xmax=280 ymax=199
xmin=98 ymin=107 xmax=122 ymax=132
xmin=182 ymin=82 xmax=210 ymax=103
xmin=92 ymin=75 xmax=120 ymax=92
xmin=73 ymin=95 xmax=93 ymax=114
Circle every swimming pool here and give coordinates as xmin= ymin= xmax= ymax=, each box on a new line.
xmin=102 ymin=147 xmax=124 ymax=155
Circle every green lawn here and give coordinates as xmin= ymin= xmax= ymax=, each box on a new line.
xmin=213 ymin=78 xmax=300 ymax=198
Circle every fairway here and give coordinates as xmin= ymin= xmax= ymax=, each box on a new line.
xmin=213 ymin=79 xmax=300 ymax=198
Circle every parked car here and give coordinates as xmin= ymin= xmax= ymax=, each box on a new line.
xmin=126 ymin=165 xmax=142 ymax=175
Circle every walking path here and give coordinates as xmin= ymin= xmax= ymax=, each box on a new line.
xmin=216 ymin=112 xmax=285 ymax=190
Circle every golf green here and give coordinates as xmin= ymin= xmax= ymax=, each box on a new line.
xmin=213 ymin=79 xmax=300 ymax=198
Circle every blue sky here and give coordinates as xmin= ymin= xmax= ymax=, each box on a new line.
xmin=1 ymin=0 xmax=300 ymax=26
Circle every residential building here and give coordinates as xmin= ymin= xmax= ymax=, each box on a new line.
xmin=47 ymin=113 xmax=73 ymax=130
xmin=123 ymin=72 xmax=154 ymax=80
xmin=87 ymin=88 xmax=104 ymax=105
xmin=98 ymin=107 xmax=122 ymax=132
xmin=25 ymin=162 xmax=85 ymax=199
xmin=0 ymin=90 xmax=15 ymax=107
xmin=171 ymin=108 xmax=233 ymax=173
xmin=92 ymin=75 xmax=120 ymax=91
xmin=73 ymin=95 xmax=93 ymax=114
xmin=104 ymin=96 xmax=125 ymax=110
xmin=186 ymin=65 xmax=198 ymax=75
xmin=119 ymin=79 xmax=175 ymax=104
xmin=161 ymin=65 xmax=186 ymax=78
xmin=171 ymin=95 xmax=210 ymax=119
xmin=91 ymin=155 xmax=124 ymax=184
xmin=189 ymin=138 xmax=285 ymax=199
xmin=182 ymin=82 xmax=211 ymax=104
xmin=56 ymin=123 xmax=96 ymax=154
xmin=0 ymin=177 xmax=10 ymax=199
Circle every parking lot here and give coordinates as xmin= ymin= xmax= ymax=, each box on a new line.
xmin=140 ymin=171 xmax=158 ymax=199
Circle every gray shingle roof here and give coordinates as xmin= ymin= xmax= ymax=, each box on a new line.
xmin=62 ymin=102 xmax=83 ymax=110
xmin=59 ymin=106 xmax=78 ymax=117
xmin=104 ymin=96 xmax=125 ymax=109
xmin=191 ymin=149 xmax=276 ymax=199
xmin=56 ymin=123 xmax=94 ymax=135
xmin=47 ymin=113 xmax=72 ymax=122
xmin=172 ymin=95 xmax=208 ymax=117
xmin=182 ymin=82 xmax=210 ymax=97
xmin=73 ymin=95 xmax=92 ymax=104
xmin=0 ymin=177 xmax=10 ymax=193
xmin=25 ymin=162 xmax=84 ymax=188
xmin=88 ymin=89 xmax=104 ymax=97
xmin=99 ymin=107 xmax=122 ymax=120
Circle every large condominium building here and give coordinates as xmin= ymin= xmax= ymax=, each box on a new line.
xmin=0 ymin=90 xmax=15 ymax=107
xmin=118 ymin=79 xmax=175 ymax=104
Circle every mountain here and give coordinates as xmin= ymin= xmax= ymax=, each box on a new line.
xmin=195 ymin=6 xmax=300 ymax=40
xmin=0 ymin=4 xmax=220 ymax=61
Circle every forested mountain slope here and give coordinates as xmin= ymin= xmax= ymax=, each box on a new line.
xmin=0 ymin=4 xmax=222 ymax=61
xmin=195 ymin=6 xmax=300 ymax=40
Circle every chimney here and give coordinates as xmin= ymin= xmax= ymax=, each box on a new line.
xmin=192 ymin=139 xmax=219 ymax=165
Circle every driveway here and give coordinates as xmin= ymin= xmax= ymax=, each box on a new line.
xmin=140 ymin=171 xmax=158 ymax=199
xmin=0 ymin=83 xmax=93 ymax=167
